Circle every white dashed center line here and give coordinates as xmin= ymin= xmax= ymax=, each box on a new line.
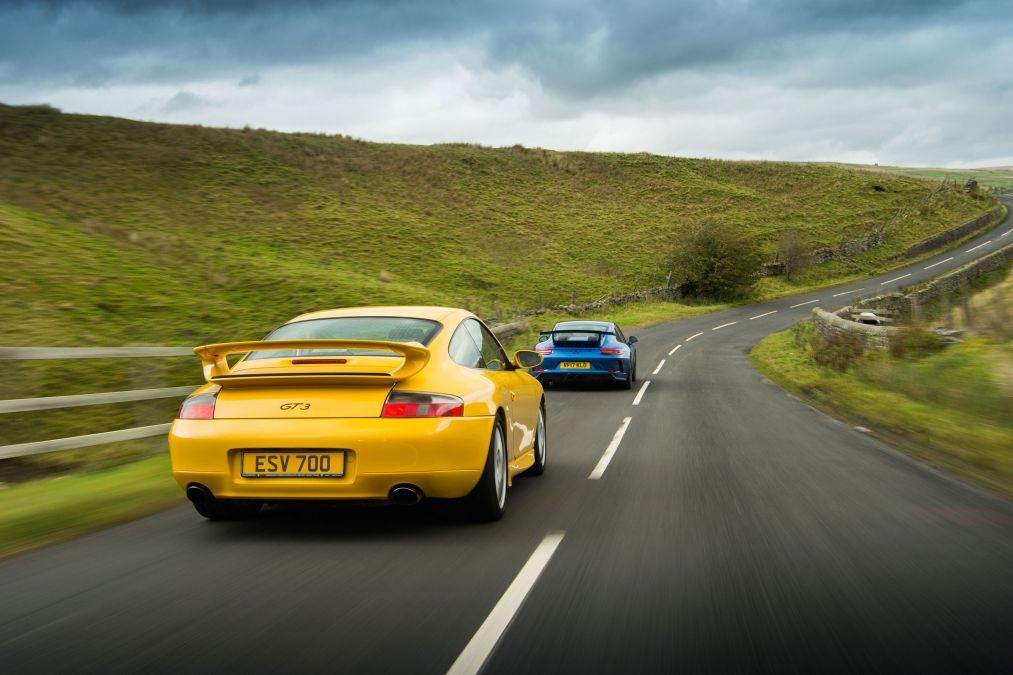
xmin=632 ymin=380 xmax=651 ymax=406
xmin=652 ymin=360 xmax=665 ymax=375
xmin=790 ymin=299 xmax=819 ymax=308
xmin=685 ymin=332 xmax=703 ymax=342
xmin=447 ymin=531 xmax=566 ymax=675
xmin=589 ymin=416 xmax=633 ymax=480
xmin=668 ymin=344 xmax=682 ymax=356
xmin=924 ymin=257 xmax=954 ymax=270
xmin=881 ymin=273 xmax=911 ymax=286
xmin=1001 ymin=229 xmax=1012 ymax=238
xmin=749 ymin=310 xmax=777 ymax=320
xmin=712 ymin=321 xmax=737 ymax=330
xmin=832 ymin=288 xmax=865 ymax=297
xmin=965 ymin=240 xmax=991 ymax=253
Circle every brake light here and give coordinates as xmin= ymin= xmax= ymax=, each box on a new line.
xmin=177 ymin=392 xmax=217 ymax=420
xmin=381 ymin=391 xmax=464 ymax=418
xmin=535 ymin=347 xmax=553 ymax=354
xmin=600 ymin=347 xmax=623 ymax=355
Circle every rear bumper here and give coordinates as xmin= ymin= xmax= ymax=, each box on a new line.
xmin=535 ymin=368 xmax=627 ymax=382
xmin=168 ymin=416 xmax=494 ymax=500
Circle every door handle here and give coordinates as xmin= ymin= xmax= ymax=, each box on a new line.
xmin=508 ymin=390 xmax=516 ymax=400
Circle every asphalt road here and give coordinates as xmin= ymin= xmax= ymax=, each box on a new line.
xmin=2 ymin=207 xmax=1012 ymax=674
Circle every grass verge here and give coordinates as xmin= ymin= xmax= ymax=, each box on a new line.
xmin=749 ymin=328 xmax=1012 ymax=499
xmin=0 ymin=453 xmax=182 ymax=559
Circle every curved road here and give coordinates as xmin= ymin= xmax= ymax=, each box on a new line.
xmin=2 ymin=207 xmax=1012 ymax=674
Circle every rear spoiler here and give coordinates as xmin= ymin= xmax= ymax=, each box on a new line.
xmin=538 ymin=329 xmax=614 ymax=339
xmin=192 ymin=339 xmax=430 ymax=386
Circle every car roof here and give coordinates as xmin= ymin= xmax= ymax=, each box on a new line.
xmin=289 ymin=306 xmax=471 ymax=324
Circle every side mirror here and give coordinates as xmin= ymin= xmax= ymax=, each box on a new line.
xmin=512 ymin=350 xmax=544 ymax=370
xmin=628 ymin=336 xmax=639 ymax=344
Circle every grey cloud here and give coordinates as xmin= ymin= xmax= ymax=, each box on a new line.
xmin=162 ymin=89 xmax=212 ymax=112
xmin=2 ymin=0 xmax=1007 ymax=94
xmin=0 ymin=0 xmax=1010 ymax=165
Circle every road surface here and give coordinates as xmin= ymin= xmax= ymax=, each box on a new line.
xmin=2 ymin=206 xmax=1012 ymax=674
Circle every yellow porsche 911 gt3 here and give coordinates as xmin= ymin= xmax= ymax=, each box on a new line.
xmin=169 ymin=306 xmax=546 ymax=521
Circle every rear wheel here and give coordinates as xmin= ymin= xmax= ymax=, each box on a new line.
xmin=526 ymin=407 xmax=547 ymax=476
xmin=192 ymin=498 xmax=262 ymax=521
xmin=462 ymin=416 xmax=508 ymax=521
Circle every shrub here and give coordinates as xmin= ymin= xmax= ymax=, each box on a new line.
xmin=674 ymin=220 xmax=762 ymax=300
xmin=889 ymin=326 xmax=944 ymax=359
xmin=812 ymin=332 xmax=865 ymax=372
xmin=777 ymin=228 xmax=811 ymax=280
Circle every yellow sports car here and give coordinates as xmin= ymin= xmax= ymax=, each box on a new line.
xmin=169 ymin=306 xmax=546 ymax=521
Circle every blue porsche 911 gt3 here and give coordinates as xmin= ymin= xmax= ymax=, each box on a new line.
xmin=532 ymin=320 xmax=639 ymax=389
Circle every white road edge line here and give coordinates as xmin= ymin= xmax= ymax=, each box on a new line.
xmin=965 ymin=240 xmax=991 ymax=253
xmin=446 ymin=531 xmax=566 ymax=675
xmin=749 ymin=310 xmax=777 ymax=320
xmin=790 ymin=299 xmax=819 ymax=308
xmin=632 ymin=380 xmax=651 ymax=406
xmin=880 ymin=273 xmax=911 ymax=286
xmin=685 ymin=332 xmax=704 ymax=342
xmin=589 ymin=416 xmax=633 ymax=480
xmin=924 ymin=257 xmax=954 ymax=270
xmin=832 ymin=288 xmax=865 ymax=297
xmin=668 ymin=344 xmax=682 ymax=356
xmin=712 ymin=321 xmax=737 ymax=330
xmin=652 ymin=360 xmax=665 ymax=375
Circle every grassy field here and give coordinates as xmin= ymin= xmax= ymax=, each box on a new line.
xmin=0 ymin=102 xmax=999 ymax=478
xmin=830 ymin=163 xmax=1013 ymax=190
xmin=749 ymin=267 xmax=1013 ymax=498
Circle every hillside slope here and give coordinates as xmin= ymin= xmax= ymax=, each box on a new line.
xmin=0 ymin=103 xmax=996 ymax=347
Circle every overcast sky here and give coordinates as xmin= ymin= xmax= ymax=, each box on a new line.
xmin=2 ymin=0 xmax=1011 ymax=166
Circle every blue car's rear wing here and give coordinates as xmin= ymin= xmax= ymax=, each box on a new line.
xmin=538 ymin=329 xmax=614 ymax=344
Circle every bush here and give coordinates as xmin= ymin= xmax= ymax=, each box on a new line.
xmin=674 ymin=220 xmax=762 ymax=300
xmin=889 ymin=326 xmax=944 ymax=359
xmin=777 ymin=228 xmax=811 ymax=280
xmin=812 ymin=332 xmax=865 ymax=372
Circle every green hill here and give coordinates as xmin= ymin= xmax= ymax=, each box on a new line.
xmin=0 ymin=103 xmax=996 ymax=349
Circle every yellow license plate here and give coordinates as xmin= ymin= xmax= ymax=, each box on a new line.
xmin=559 ymin=362 xmax=591 ymax=369
xmin=241 ymin=451 xmax=345 ymax=478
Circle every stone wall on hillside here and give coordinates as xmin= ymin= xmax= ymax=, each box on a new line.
xmin=895 ymin=207 xmax=1003 ymax=260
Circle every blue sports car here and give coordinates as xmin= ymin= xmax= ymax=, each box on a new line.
xmin=533 ymin=320 xmax=639 ymax=389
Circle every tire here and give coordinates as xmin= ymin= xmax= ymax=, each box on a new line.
xmin=192 ymin=498 xmax=262 ymax=521
xmin=621 ymin=364 xmax=634 ymax=390
xmin=462 ymin=416 xmax=509 ymax=521
xmin=526 ymin=406 xmax=547 ymax=476
xmin=631 ymin=356 xmax=638 ymax=383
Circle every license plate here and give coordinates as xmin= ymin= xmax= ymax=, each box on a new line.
xmin=559 ymin=361 xmax=591 ymax=369
xmin=241 ymin=451 xmax=345 ymax=478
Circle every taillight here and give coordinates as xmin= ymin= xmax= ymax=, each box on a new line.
xmin=600 ymin=347 xmax=623 ymax=355
xmin=381 ymin=391 xmax=464 ymax=418
xmin=177 ymin=392 xmax=217 ymax=420
xmin=535 ymin=347 xmax=553 ymax=355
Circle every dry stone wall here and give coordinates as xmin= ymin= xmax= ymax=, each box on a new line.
xmin=857 ymin=243 xmax=1013 ymax=317
xmin=895 ymin=207 xmax=1002 ymax=260
xmin=811 ymin=306 xmax=895 ymax=349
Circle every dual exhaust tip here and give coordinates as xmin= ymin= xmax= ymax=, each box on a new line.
xmin=187 ymin=482 xmax=424 ymax=506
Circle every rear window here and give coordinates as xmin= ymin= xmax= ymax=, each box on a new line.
xmin=552 ymin=321 xmax=611 ymax=343
xmin=247 ymin=317 xmax=442 ymax=360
